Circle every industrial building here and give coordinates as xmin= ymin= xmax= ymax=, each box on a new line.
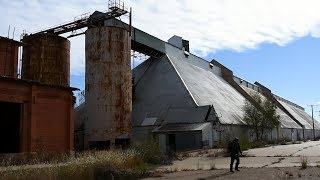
xmin=0 ymin=35 xmax=76 ymax=153
xmin=3 ymin=1 xmax=314 ymax=153
xmin=130 ymin=34 xmax=320 ymax=152
xmin=74 ymin=11 xmax=320 ymax=152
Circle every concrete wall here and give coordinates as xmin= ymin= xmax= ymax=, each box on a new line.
xmin=0 ymin=77 xmax=74 ymax=153
xmin=202 ymin=122 xmax=213 ymax=148
xmin=215 ymin=124 xmax=251 ymax=145
xmin=279 ymin=128 xmax=304 ymax=142
xmin=175 ymin=131 xmax=202 ymax=151
xmin=214 ymin=124 xmax=305 ymax=145
xmin=134 ymin=124 xmax=212 ymax=152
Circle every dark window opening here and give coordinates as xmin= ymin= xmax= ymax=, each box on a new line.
xmin=0 ymin=102 xmax=21 ymax=153
xmin=89 ymin=141 xmax=110 ymax=150
xmin=115 ymin=138 xmax=130 ymax=149
xmin=167 ymin=134 xmax=176 ymax=153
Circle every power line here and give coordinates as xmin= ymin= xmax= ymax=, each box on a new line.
xmin=307 ymin=105 xmax=318 ymax=141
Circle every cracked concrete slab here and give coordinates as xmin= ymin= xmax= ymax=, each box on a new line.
xmin=155 ymin=141 xmax=320 ymax=172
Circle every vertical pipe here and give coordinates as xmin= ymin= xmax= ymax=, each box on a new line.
xmin=311 ymin=105 xmax=315 ymax=140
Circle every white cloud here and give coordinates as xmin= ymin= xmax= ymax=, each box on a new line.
xmin=1 ymin=0 xmax=320 ymax=75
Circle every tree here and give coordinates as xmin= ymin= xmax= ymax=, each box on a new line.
xmin=242 ymin=93 xmax=280 ymax=140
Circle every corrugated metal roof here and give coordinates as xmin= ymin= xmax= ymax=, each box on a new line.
xmin=167 ymin=54 xmax=246 ymax=125
xmin=152 ymin=122 xmax=211 ymax=133
xmin=278 ymin=100 xmax=320 ymax=130
xmin=241 ymin=85 xmax=301 ymax=129
xmin=163 ymin=106 xmax=210 ymax=124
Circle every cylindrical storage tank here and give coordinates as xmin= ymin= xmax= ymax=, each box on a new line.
xmin=85 ymin=26 xmax=132 ymax=148
xmin=22 ymin=34 xmax=70 ymax=86
xmin=0 ymin=37 xmax=21 ymax=77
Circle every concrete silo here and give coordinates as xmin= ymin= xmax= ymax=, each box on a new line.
xmin=85 ymin=24 xmax=132 ymax=149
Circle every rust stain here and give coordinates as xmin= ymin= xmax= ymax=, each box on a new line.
xmin=85 ymin=26 xmax=132 ymax=141
xmin=22 ymin=34 xmax=70 ymax=87
xmin=0 ymin=38 xmax=20 ymax=77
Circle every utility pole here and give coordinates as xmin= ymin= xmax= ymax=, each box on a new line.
xmin=308 ymin=105 xmax=318 ymax=141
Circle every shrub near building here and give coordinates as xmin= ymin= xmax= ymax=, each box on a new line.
xmin=243 ymin=92 xmax=280 ymax=141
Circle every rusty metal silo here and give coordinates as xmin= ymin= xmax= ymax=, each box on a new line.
xmin=0 ymin=37 xmax=21 ymax=77
xmin=22 ymin=34 xmax=70 ymax=86
xmin=85 ymin=25 xmax=132 ymax=148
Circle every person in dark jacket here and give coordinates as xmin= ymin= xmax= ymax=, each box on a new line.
xmin=230 ymin=137 xmax=242 ymax=172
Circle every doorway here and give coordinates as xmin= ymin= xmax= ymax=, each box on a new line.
xmin=0 ymin=101 xmax=21 ymax=153
xmin=167 ymin=134 xmax=176 ymax=153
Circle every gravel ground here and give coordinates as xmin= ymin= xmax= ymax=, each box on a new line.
xmin=144 ymin=167 xmax=320 ymax=180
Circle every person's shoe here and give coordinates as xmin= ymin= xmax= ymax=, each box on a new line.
xmin=230 ymin=170 xmax=234 ymax=172
xmin=235 ymin=169 xmax=240 ymax=171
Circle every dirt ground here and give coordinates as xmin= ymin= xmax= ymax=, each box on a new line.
xmin=144 ymin=167 xmax=320 ymax=180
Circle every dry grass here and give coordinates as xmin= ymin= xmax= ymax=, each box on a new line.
xmin=0 ymin=140 xmax=166 ymax=179
xmin=209 ymin=160 xmax=216 ymax=170
xmin=0 ymin=149 xmax=147 ymax=179
xmin=0 ymin=152 xmax=71 ymax=167
xmin=300 ymin=155 xmax=308 ymax=169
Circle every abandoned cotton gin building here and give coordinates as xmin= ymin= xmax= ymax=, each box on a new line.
xmin=74 ymin=19 xmax=320 ymax=152
xmin=0 ymin=35 xmax=76 ymax=153
xmin=130 ymin=35 xmax=320 ymax=152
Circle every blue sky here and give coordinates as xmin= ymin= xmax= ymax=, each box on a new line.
xmin=207 ymin=36 xmax=320 ymax=119
xmin=1 ymin=0 xmax=320 ymax=119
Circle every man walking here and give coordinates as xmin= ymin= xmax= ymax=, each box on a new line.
xmin=230 ymin=137 xmax=242 ymax=172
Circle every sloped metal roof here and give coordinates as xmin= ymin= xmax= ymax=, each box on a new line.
xmin=152 ymin=122 xmax=211 ymax=133
xmin=278 ymin=100 xmax=320 ymax=130
xmin=167 ymin=53 xmax=246 ymax=125
xmin=163 ymin=106 xmax=210 ymax=124
xmin=241 ymin=85 xmax=301 ymax=129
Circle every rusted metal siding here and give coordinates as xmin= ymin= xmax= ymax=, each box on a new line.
xmin=22 ymin=34 xmax=70 ymax=86
xmin=85 ymin=26 xmax=132 ymax=143
xmin=0 ymin=37 xmax=20 ymax=77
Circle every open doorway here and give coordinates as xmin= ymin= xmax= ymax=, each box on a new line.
xmin=0 ymin=101 xmax=21 ymax=153
xmin=167 ymin=134 xmax=176 ymax=153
